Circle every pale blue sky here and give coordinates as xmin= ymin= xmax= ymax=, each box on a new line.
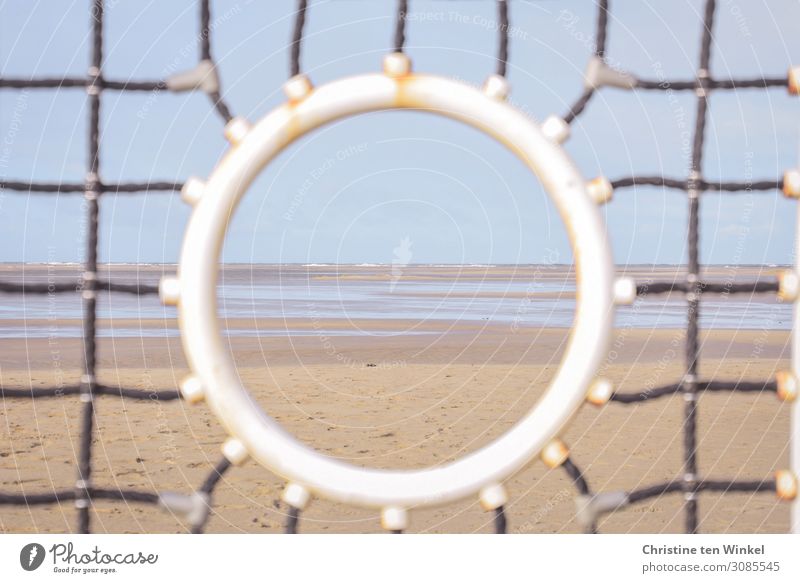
xmin=1 ymin=0 xmax=798 ymax=265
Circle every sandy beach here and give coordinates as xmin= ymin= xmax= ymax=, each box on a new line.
xmin=0 ymin=265 xmax=794 ymax=533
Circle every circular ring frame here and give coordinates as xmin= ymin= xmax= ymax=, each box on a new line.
xmin=176 ymin=56 xmax=615 ymax=511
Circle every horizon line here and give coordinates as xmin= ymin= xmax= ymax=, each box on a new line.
xmin=1 ymin=261 xmax=791 ymax=268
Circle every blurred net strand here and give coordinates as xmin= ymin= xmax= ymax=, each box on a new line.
xmin=0 ymin=280 xmax=160 ymax=295
xmin=610 ymin=379 xmax=778 ymax=404
xmin=636 ymin=279 xmax=781 ymax=295
xmin=0 ymin=77 xmax=166 ymax=90
xmin=556 ymin=0 xmax=798 ymax=534
xmin=495 ymin=0 xmax=509 ymax=78
xmin=611 ymin=176 xmax=783 ymax=192
xmin=289 ymin=0 xmax=308 ymax=78
xmin=0 ymin=384 xmax=181 ymax=400
xmin=0 ymin=0 xmax=237 ymax=535
xmin=0 ymin=180 xmax=184 ymax=194
xmin=393 ymin=0 xmax=409 ymax=54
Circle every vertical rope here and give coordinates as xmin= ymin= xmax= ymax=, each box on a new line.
xmin=683 ymin=0 xmax=717 ymax=535
xmin=199 ymin=0 xmax=233 ymax=123
xmin=494 ymin=506 xmax=507 ymax=534
xmin=76 ymin=0 xmax=104 ymax=534
xmin=393 ymin=0 xmax=409 ymax=53
xmin=698 ymin=0 xmax=716 ymax=75
xmin=289 ymin=0 xmax=308 ymax=78
xmin=285 ymin=506 xmax=300 ymax=534
xmin=496 ymin=0 xmax=509 ymax=77
xmin=200 ymin=0 xmax=212 ymax=60
xmin=595 ymin=0 xmax=610 ymax=58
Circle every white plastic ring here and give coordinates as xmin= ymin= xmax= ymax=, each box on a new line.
xmin=176 ymin=55 xmax=615 ymax=510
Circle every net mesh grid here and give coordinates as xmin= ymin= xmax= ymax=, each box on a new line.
xmin=0 ymin=0 xmax=795 ymax=534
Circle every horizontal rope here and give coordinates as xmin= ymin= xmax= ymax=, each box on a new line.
xmin=698 ymin=280 xmax=780 ymax=294
xmin=1 ymin=181 xmax=84 ymax=193
xmin=0 ymin=487 xmax=161 ymax=505
xmin=612 ymin=176 xmax=688 ymax=190
xmin=100 ymin=281 xmax=160 ymax=295
xmin=698 ymin=479 xmax=777 ymax=493
xmin=1 ymin=180 xmax=183 ymax=194
xmin=0 ymin=77 xmax=166 ymax=91
xmin=0 ymin=77 xmax=87 ymax=89
xmin=611 ymin=379 xmax=778 ymax=404
xmin=626 ymin=478 xmax=776 ymax=505
xmin=89 ymin=488 xmax=161 ymax=504
xmin=702 ymin=380 xmax=778 ymax=393
xmin=705 ymin=179 xmax=783 ymax=192
xmin=103 ymin=80 xmax=167 ymax=91
xmin=1 ymin=385 xmax=82 ymax=398
xmin=0 ymin=490 xmax=75 ymax=505
xmin=636 ymin=76 xmax=787 ymax=90
xmin=612 ymin=176 xmax=783 ymax=192
xmin=636 ymin=279 xmax=780 ymax=296
xmin=611 ymin=384 xmax=681 ymax=403
xmin=96 ymin=386 xmax=181 ymax=400
xmin=6 ymin=176 xmax=781 ymax=196
xmin=1 ymin=385 xmax=181 ymax=401
xmin=0 ymin=281 xmax=79 ymax=294
xmin=636 ymin=281 xmax=685 ymax=295
xmin=105 ymin=182 xmax=183 ymax=193
xmin=0 ymin=280 xmax=160 ymax=295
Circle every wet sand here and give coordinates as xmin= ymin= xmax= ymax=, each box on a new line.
xmin=0 ymin=313 xmax=793 ymax=533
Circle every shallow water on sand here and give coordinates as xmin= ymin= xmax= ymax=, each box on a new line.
xmin=0 ymin=263 xmax=790 ymax=337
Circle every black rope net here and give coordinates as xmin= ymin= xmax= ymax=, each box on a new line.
xmin=556 ymin=0 xmax=796 ymax=535
xmin=0 ymin=0 xmax=232 ymax=535
xmin=0 ymin=0 xmax=796 ymax=534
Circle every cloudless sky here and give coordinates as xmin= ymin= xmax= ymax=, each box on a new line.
xmin=1 ymin=0 xmax=799 ymax=265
